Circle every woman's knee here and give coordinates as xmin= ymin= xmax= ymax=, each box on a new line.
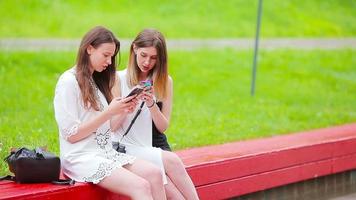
xmin=131 ymin=178 xmax=152 ymax=196
xmin=125 ymin=159 xmax=163 ymax=186
xmin=164 ymin=151 xmax=184 ymax=170
xmin=146 ymin=164 xmax=164 ymax=185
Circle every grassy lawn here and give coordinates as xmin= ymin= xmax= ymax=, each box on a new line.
xmin=0 ymin=0 xmax=355 ymax=38
xmin=0 ymin=49 xmax=355 ymax=175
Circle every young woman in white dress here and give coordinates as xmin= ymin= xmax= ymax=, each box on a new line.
xmin=53 ymin=26 xmax=166 ymax=200
xmin=112 ymin=29 xmax=199 ymax=200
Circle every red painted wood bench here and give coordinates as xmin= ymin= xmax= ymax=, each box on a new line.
xmin=1 ymin=123 xmax=356 ymax=200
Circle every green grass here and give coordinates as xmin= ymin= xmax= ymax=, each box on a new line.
xmin=0 ymin=49 xmax=355 ymax=175
xmin=0 ymin=0 xmax=355 ymax=38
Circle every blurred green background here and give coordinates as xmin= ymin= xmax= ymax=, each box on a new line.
xmin=0 ymin=0 xmax=355 ymax=38
xmin=0 ymin=0 xmax=355 ymax=175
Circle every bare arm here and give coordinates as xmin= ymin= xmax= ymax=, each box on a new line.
xmin=145 ymin=76 xmax=173 ymax=133
xmin=68 ymin=109 xmax=112 ymax=143
xmin=70 ymin=96 xmax=136 ymax=143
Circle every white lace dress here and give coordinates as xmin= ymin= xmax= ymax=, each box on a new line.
xmin=113 ymin=69 xmax=167 ymax=184
xmin=54 ymin=68 xmax=135 ymax=184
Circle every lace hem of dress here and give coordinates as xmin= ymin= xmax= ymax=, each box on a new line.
xmin=83 ymin=153 xmax=136 ymax=184
xmin=62 ymin=122 xmax=80 ymax=140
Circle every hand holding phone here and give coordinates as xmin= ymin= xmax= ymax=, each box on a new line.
xmin=109 ymin=96 xmax=137 ymax=115
xmin=126 ymin=87 xmax=144 ymax=98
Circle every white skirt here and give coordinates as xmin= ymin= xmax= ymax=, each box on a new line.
xmin=62 ymin=149 xmax=136 ymax=184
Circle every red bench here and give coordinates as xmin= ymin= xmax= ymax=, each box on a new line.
xmin=1 ymin=123 xmax=356 ymax=200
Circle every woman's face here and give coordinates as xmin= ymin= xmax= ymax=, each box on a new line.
xmin=87 ymin=42 xmax=116 ymax=73
xmin=135 ymin=46 xmax=157 ymax=74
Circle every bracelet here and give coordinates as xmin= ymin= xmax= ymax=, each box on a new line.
xmin=147 ymin=100 xmax=155 ymax=108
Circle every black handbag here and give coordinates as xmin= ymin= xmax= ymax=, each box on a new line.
xmin=1 ymin=147 xmax=74 ymax=185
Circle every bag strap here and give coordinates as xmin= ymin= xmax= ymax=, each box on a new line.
xmin=52 ymin=179 xmax=76 ymax=185
xmin=120 ymin=102 xmax=145 ymax=140
xmin=0 ymin=175 xmax=75 ymax=185
xmin=0 ymin=175 xmax=15 ymax=181
xmin=34 ymin=147 xmax=45 ymax=159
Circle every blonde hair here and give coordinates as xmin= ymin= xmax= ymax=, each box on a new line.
xmin=127 ymin=29 xmax=168 ymax=100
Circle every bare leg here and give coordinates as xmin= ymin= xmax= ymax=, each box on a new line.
xmin=97 ymin=165 xmax=152 ymax=200
xmin=165 ymin=175 xmax=185 ymax=200
xmin=162 ymin=151 xmax=199 ymax=200
xmin=125 ymin=159 xmax=167 ymax=200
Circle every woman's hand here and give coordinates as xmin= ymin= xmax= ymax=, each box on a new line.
xmin=140 ymin=86 xmax=155 ymax=108
xmin=107 ymin=95 xmax=138 ymax=116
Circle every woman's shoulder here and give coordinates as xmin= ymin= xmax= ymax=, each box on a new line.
xmin=56 ymin=68 xmax=78 ymax=88
xmin=116 ymin=69 xmax=128 ymax=85
xmin=117 ymin=68 xmax=127 ymax=77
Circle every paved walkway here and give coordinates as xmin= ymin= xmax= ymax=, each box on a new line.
xmin=0 ymin=38 xmax=355 ymax=51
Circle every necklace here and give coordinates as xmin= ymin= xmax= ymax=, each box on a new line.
xmin=89 ymin=78 xmax=104 ymax=111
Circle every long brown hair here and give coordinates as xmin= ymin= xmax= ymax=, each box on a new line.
xmin=76 ymin=26 xmax=120 ymax=111
xmin=127 ymin=29 xmax=168 ymax=100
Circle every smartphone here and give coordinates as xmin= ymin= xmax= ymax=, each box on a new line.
xmin=126 ymin=87 xmax=144 ymax=98
xmin=141 ymin=80 xmax=152 ymax=88
xmin=141 ymin=80 xmax=153 ymax=92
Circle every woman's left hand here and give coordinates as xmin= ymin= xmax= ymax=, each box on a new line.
xmin=140 ymin=86 xmax=155 ymax=107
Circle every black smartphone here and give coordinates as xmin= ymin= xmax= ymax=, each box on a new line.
xmin=126 ymin=87 xmax=144 ymax=98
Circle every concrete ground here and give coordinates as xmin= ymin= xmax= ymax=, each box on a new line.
xmin=0 ymin=38 xmax=355 ymax=51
